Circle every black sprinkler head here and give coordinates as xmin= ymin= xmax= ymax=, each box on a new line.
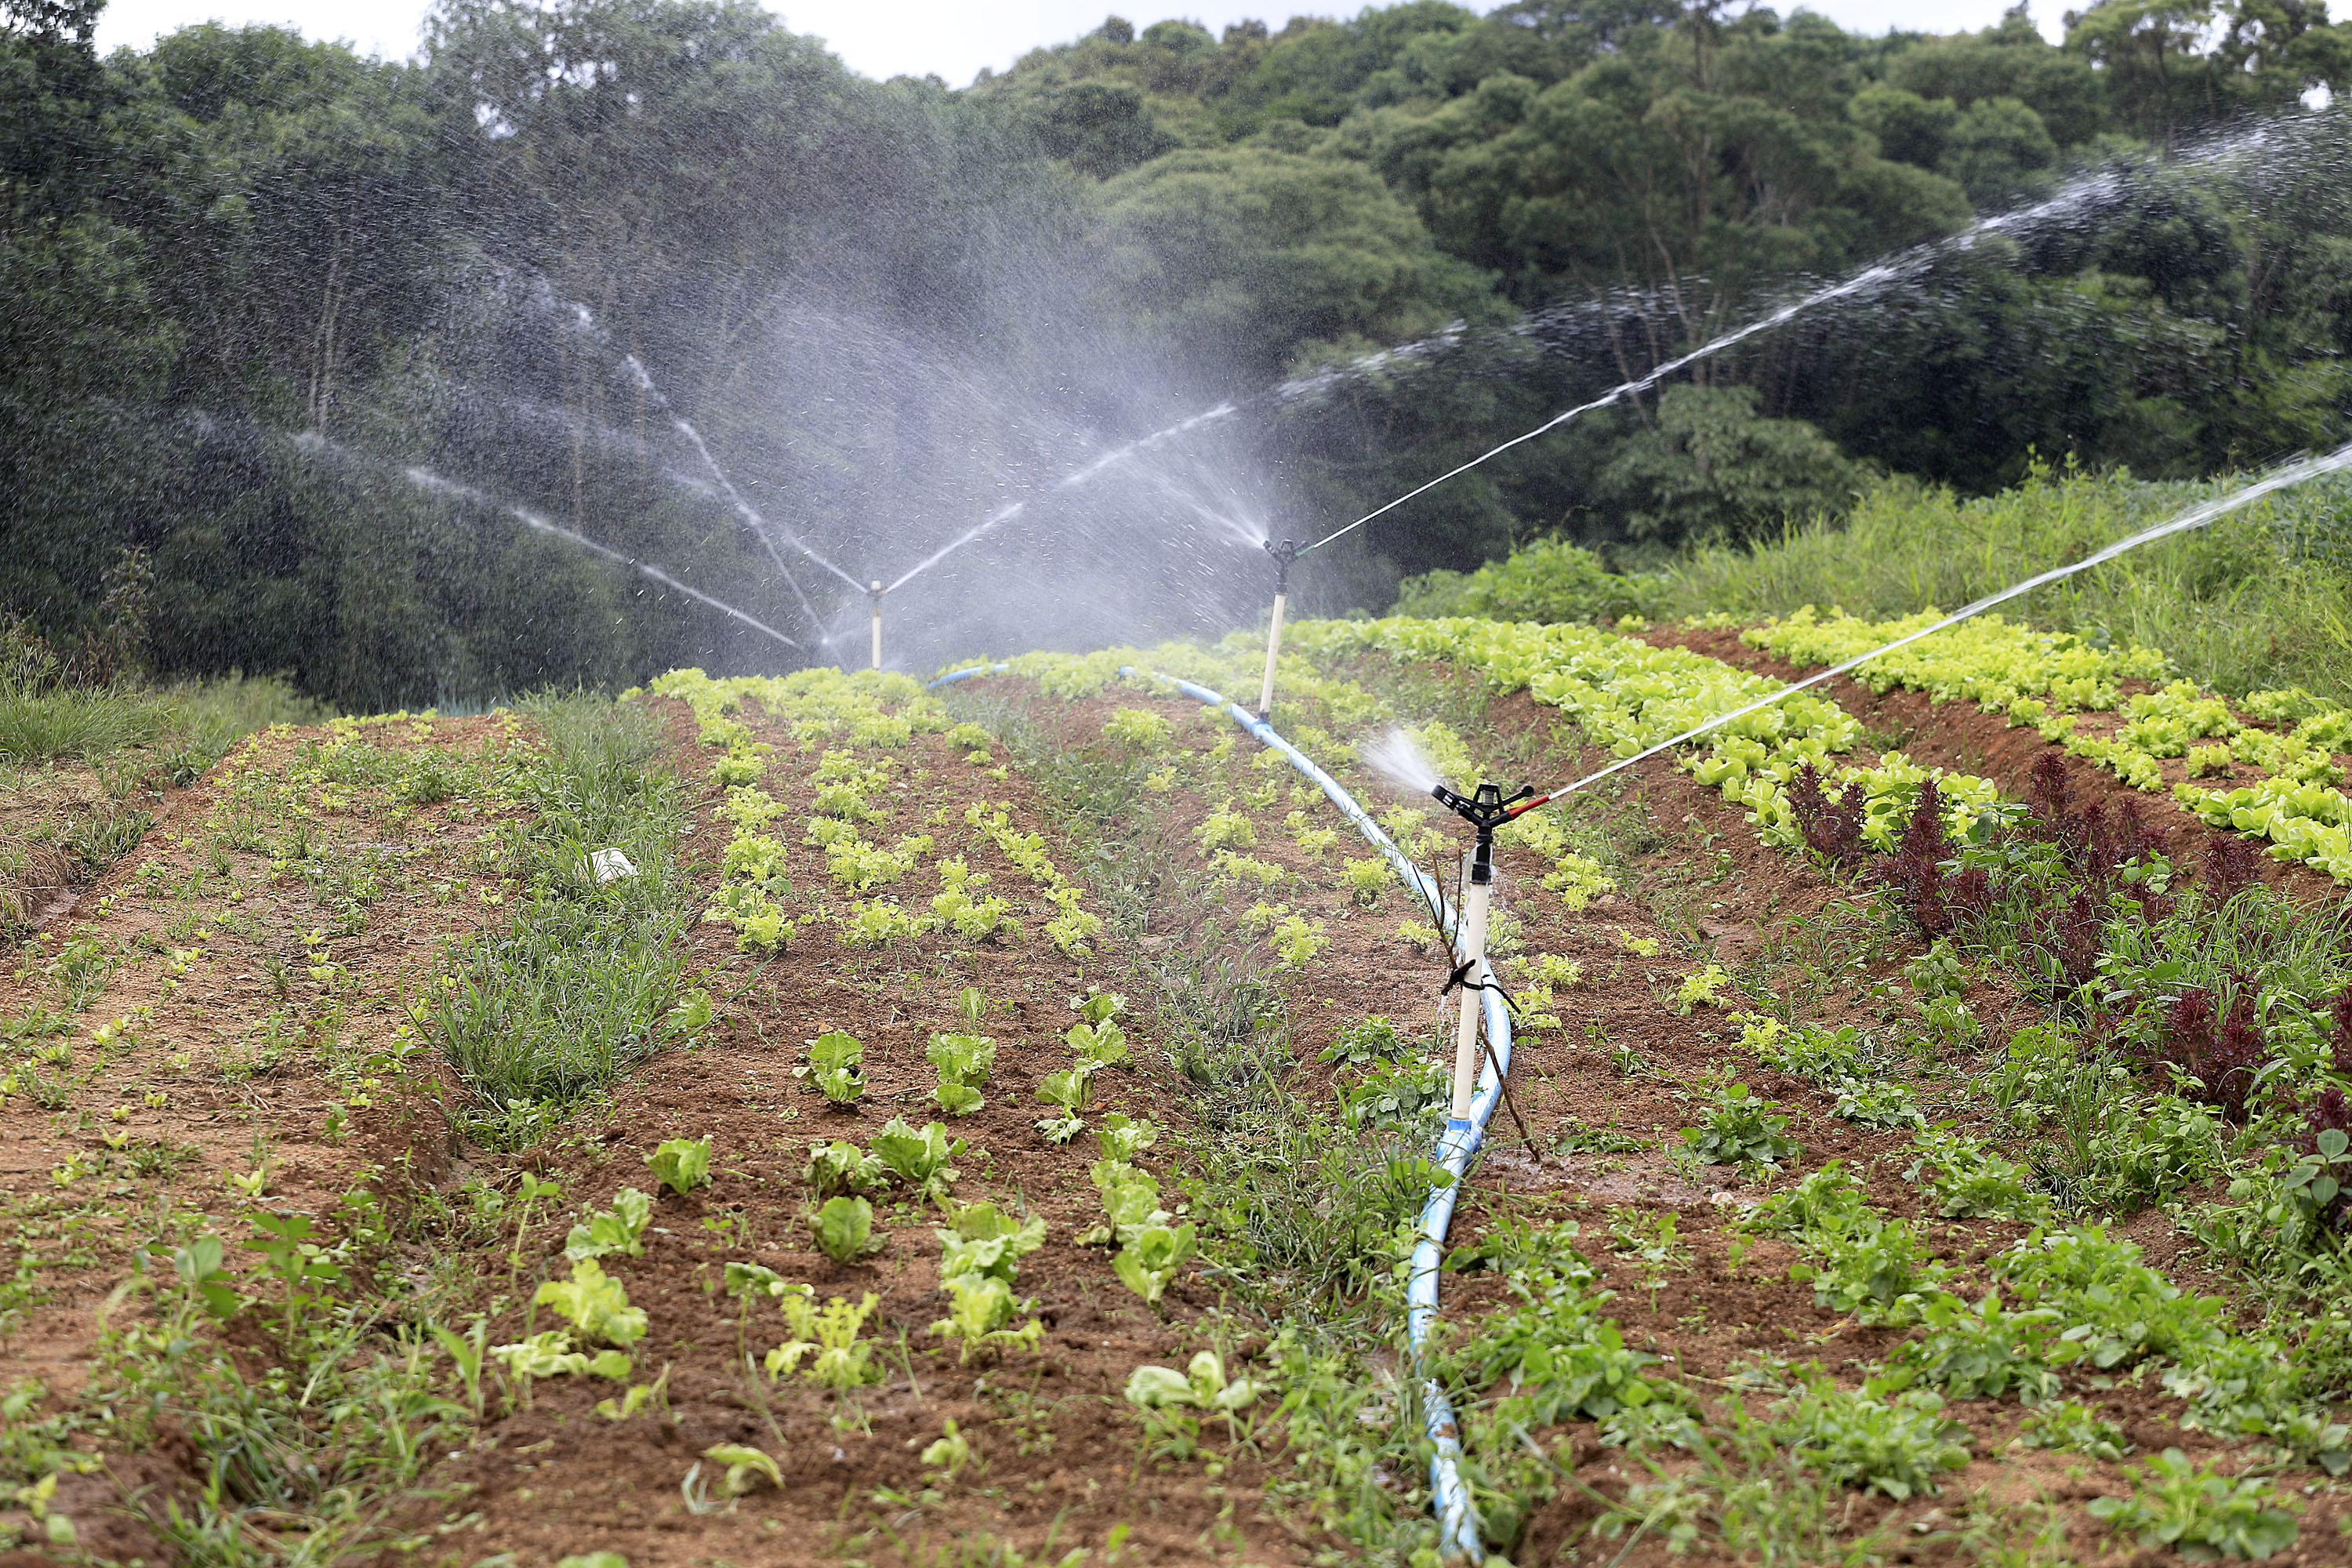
xmin=1264 ymin=538 xmax=1299 ymax=593
xmin=1431 ymin=780 xmax=1534 ymax=884
xmin=869 ymin=579 xmax=885 ymax=604
xmin=1431 ymin=779 xmax=1534 ymax=830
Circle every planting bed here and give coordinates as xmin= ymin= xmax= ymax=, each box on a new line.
xmin=6 ymin=618 xmax=2352 ymax=1568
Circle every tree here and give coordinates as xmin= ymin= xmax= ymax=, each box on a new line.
xmin=1096 ymin=143 xmax=1506 ymax=381
xmin=1599 ymin=384 xmax=1870 ymax=540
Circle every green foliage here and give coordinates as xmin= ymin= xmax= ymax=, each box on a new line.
xmin=1102 ymin=706 xmax=1173 ymax=750
xmin=1682 ymin=1082 xmax=1801 ymax=1169
xmin=431 ymin=699 xmax=691 ymax=1142
xmin=1602 ymin=387 xmax=1875 ymax=544
xmin=804 ymin=1030 xmax=865 ymax=1105
xmin=804 ymin=1140 xmax=885 ymax=1200
xmin=1774 ymin=1379 xmax=1972 ymax=1500
xmin=644 ymin=1136 xmax=711 ymax=1197
xmin=929 ymin=1274 xmax=1044 ymax=1364
xmin=766 ymin=1290 xmax=883 ymax=1395
xmin=1394 ymin=540 xmax=1664 ymax=626
xmin=1904 ymin=1129 xmax=2051 ymax=1221
xmin=1096 ymin=144 xmax=1501 ymax=382
xmin=2087 ymin=1450 xmax=2300 ymax=1560
xmin=866 ymin=1118 xmax=965 ymax=1198
xmin=1893 ymin=1292 xmax=2080 ymax=1403
xmin=1992 ymin=1226 xmax=2226 ymax=1370
xmin=927 ymin=1030 xmax=995 ymax=1116
xmin=533 ymin=1259 xmax=648 ymax=1348
xmin=702 ymin=1443 xmax=781 ymax=1496
xmin=1319 ymin=1014 xmax=1409 ymax=1067
xmin=1094 ymin=1112 xmax=1158 ymax=1163
xmin=1124 ymin=1350 xmax=1258 ymax=1459
xmin=935 ymin=1200 xmax=1047 ymax=1283
xmin=811 ymin=1196 xmax=885 ymax=1265
xmin=1446 ymin=1254 xmax=1667 ymax=1427
xmin=565 ymin=1188 xmax=653 ymax=1261
xmin=1112 ymin=1222 xmax=1198 ymax=1305
xmin=2016 ymin=1399 xmax=2128 ymax=1461
xmin=1743 ymin=1164 xmax=1951 ymax=1323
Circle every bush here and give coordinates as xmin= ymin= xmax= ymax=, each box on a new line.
xmin=1391 ymin=539 xmax=1663 ymax=626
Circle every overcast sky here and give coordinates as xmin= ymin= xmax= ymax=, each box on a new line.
xmin=94 ymin=0 xmax=2067 ymax=81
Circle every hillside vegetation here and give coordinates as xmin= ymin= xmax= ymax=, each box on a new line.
xmin=7 ymin=0 xmax=2352 ymax=700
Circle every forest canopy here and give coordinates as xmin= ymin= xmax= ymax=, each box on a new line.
xmin=5 ymin=0 xmax=2351 ymax=704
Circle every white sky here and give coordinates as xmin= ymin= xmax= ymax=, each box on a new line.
xmin=94 ymin=0 xmax=2067 ymax=82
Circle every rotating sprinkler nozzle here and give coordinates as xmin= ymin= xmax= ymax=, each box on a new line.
xmin=1258 ymin=539 xmax=1299 ymax=720
xmin=1431 ymin=779 xmax=1535 ymax=1127
xmin=868 ymin=580 xmax=885 ymax=670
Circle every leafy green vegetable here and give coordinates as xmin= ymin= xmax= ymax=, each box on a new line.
xmin=1094 ymin=1112 xmax=1158 ymax=1163
xmin=532 ymin=1259 xmax=648 ymax=1348
xmin=1112 ymin=1222 xmax=1196 ymax=1305
xmin=867 ymin=1118 xmax=965 ymax=1197
xmin=2087 ymin=1449 xmax=2299 ymax=1559
xmin=812 ymin=1196 xmax=885 ymax=1265
xmin=702 ymin=1443 xmax=781 ymax=1495
xmin=766 ymin=1290 xmax=882 ymax=1393
xmin=805 ymin=1139 xmax=885 ymax=1199
xmin=929 ymin=1273 xmax=1045 ymax=1363
xmin=1682 ymin=1082 xmax=1801 ymax=1168
xmin=564 ymin=1188 xmax=653 ymax=1260
xmin=492 ymin=1329 xmax=633 ymax=1381
xmin=927 ymin=1031 xmax=995 ymax=1116
xmin=935 ymin=1200 xmax=1047 ymax=1283
xmin=802 ymin=1030 xmax=864 ymax=1104
xmin=645 ymin=1134 xmax=713 ymax=1196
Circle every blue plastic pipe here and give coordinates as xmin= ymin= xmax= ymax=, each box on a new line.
xmin=927 ymin=659 xmax=1506 ymax=1559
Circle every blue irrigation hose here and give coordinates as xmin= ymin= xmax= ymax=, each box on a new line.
xmin=1123 ymin=668 xmax=1504 ymax=1561
xmin=926 ymin=662 xmax=1008 ymax=688
xmin=928 ymin=658 xmax=1506 ymax=1558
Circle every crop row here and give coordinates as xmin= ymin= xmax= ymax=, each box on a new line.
xmin=1745 ymin=606 xmax=2352 ymax=883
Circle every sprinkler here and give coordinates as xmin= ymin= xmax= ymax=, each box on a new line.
xmin=1257 ymin=539 xmax=1299 ymax=719
xmin=868 ymin=580 xmax=884 ymax=670
xmin=1429 ymin=779 xmax=1537 ymax=1127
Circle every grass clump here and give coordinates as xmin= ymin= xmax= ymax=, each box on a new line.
xmin=430 ymin=695 xmax=697 ymax=1146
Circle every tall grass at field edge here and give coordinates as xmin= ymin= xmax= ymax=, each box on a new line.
xmin=1663 ymin=462 xmax=2352 ymax=702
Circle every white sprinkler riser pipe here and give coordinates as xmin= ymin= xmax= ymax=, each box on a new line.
xmin=871 ymin=603 xmax=883 ymax=670
xmin=1450 ymin=876 xmax=1492 ymax=1121
xmin=1258 ymin=592 xmax=1287 ymax=717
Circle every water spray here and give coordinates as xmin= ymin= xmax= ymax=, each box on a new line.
xmin=869 ymin=581 xmax=885 ymax=670
xmin=1428 ymin=779 xmax=1537 ymax=1127
xmin=1257 ymin=539 xmax=1298 ymax=719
